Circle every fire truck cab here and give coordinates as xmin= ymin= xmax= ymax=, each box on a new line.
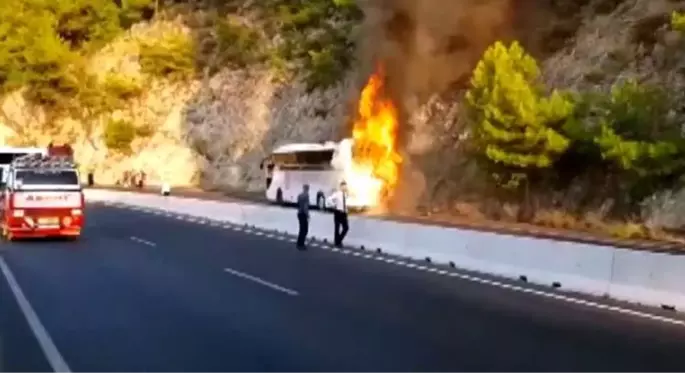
xmin=0 ymin=151 xmax=84 ymax=241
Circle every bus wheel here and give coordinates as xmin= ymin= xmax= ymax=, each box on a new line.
xmin=276 ymin=189 xmax=284 ymax=205
xmin=316 ymin=193 xmax=326 ymax=210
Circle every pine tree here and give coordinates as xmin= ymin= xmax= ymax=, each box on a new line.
xmin=466 ymin=41 xmax=573 ymax=180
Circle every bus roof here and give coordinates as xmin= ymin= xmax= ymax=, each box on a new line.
xmin=271 ymin=138 xmax=353 ymax=154
xmin=271 ymin=142 xmax=337 ymax=154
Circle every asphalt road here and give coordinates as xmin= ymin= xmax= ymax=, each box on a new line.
xmin=2 ymin=204 xmax=685 ymax=372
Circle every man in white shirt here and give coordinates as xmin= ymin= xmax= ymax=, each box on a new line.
xmin=326 ymin=181 xmax=349 ymax=247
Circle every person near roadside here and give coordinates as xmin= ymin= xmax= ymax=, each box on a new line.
xmin=327 ymin=181 xmax=349 ymax=247
xmin=296 ymin=184 xmax=310 ymax=250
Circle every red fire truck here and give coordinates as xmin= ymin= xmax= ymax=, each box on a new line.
xmin=0 ymin=149 xmax=84 ymax=240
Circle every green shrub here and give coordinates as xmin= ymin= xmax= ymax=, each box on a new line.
xmin=215 ymin=19 xmax=264 ymax=67
xmin=102 ymin=73 xmax=143 ymax=100
xmin=118 ymin=0 xmax=156 ymax=28
xmin=139 ymin=31 xmax=196 ymax=80
xmin=561 ymin=80 xmax=685 ymax=207
xmin=135 ymin=124 xmax=155 ymax=137
xmin=254 ymin=0 xmax=361 ymax=90
xmin=300 ymin=25 xmax=354 ymax=90
xmin=0 ymin=1 xmax=77 ymax=105
xmin=45 ymin=0 xmax=122 ymax=50
xmin=592 ymin=80 xmax=685 ymax=177
xmin=104 ymin=119 xmax=136 ymax=152
xmin=0 ymin=0 xmax=132 ymax=109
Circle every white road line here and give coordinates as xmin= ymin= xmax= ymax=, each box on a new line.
xmin=441 ymin=269 xmax=685 ymax=326
xmin=223 ymin=267 xmax=298 ymax=296
xmin=129 ymin=236 xmax=157 ymax=247
xmin=0 ymin=257 xmax=71 ymax=372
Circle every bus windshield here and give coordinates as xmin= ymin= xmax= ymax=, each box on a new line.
xmin=15 ymin=169 xmax=79 ymax=186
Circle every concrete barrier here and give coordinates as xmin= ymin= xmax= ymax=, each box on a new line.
xmin=608 ymin=248 xmax=685 ymax=310
xmin=84 ymin=189 xmax=685 ymax=312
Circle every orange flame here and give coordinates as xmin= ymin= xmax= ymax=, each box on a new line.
xmin=350 ymin=69 xmax=402 ymax=207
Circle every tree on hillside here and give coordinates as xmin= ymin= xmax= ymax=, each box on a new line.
xmin=45 ymin=0 xmax=122 ymax=50
xmin=259 ymin=0 xmax=362 ymax=90
xmin=0 ymin=0 xmax=145 ymax=110
xmin=104 ymin=119 xmax=136 ymax=152
xmin=466 ymin=41 xmax=573 ymax=189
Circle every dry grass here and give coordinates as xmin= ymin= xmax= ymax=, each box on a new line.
xmin=532 ymin=209 xmax=581 ymax=230
xmin=431 ymin=198 xmax=685 ymax=244
xmin=452 ymin=201 xmax=488 ymax=220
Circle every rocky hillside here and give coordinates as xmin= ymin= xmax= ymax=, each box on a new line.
xmin=0 ymin=0 xmax=360 ymax=188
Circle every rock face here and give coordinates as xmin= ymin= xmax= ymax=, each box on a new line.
xmin=183 ymin=69 xmax=353 ymax=191
xmin=0 ymin=19 xmax=354 ymax=190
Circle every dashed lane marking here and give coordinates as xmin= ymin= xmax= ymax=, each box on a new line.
xmin=0 ymin=257 xmax=71 ymax=372
xmin=129 ymin=236 xmax=157 ymax=247
xmin=223 ymin=267 xmax=298 ymax=296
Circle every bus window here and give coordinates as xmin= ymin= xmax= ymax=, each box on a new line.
xmin=272 ymin=153 xmax=297 ymax=167
xmin=296 ymin=150 xmax=333 ymax=167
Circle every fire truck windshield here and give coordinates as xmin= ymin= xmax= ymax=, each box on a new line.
xmin=15 ymin=169 xmax=79 ymax=186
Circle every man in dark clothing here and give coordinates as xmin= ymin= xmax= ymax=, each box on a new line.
xmin=296 ymin=184 xmax=310 ymax=250
xmin=327 ymin=181 xmax=349 ymax=247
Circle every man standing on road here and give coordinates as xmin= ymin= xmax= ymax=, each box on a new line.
xmin=327 ymin=181 xmax=349 ymax=247
xmin=296 ymin=184 xmax=310 ymax=250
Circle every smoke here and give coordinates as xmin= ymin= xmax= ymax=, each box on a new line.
xmin=360 ymin=0 xmax=518 ymax=106
xmin=352 ymin=0 xmax=522 ymax=213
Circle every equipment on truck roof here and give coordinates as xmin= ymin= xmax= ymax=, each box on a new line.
xmin=12 ymin=153 xmax=76 ymax=170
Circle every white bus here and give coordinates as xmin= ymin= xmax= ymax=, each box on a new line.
xmin=261 ymin=138 xmax=379 ymax=210
xmin=0 ymin=147 xmax=47 ymax=186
